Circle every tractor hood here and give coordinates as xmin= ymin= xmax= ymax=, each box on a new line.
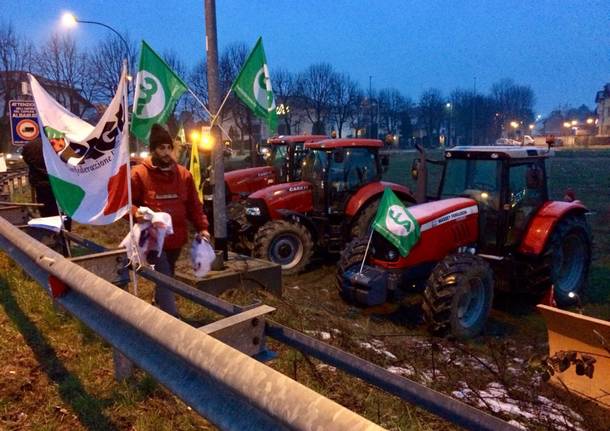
xmin=224 ymin=166 xmax=276 ymax=200
xmin=371 ymin=197 xmax=480 ymax=268
xmin=246 ymin=181 xmax=314 ymax=220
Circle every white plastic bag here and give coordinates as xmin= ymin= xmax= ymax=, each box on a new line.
xmin=191 ymin=236 xmax=215 ymax=278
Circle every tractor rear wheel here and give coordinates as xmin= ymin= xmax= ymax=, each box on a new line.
xmin=350 ymin=199 xmax=380 ymax=238
xmin=253 ymin=220 xmax=313 ymax=275
xmin=547 ymin=215 xmax=591 ymax=306
xmin=423 ymin=253 xmax=494 ymax=339
xmin=335 ymin=237 xmax=369 ymax=300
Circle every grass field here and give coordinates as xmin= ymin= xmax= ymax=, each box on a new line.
xmin=1 ymin=148 xmax=609 ymax=430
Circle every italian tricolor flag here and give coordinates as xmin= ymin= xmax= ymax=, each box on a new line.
xmin=29 ymin=69 xmax=130 ymax=225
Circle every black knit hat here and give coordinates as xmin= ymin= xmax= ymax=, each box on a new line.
xmin=149 ymin=124 xmax=173 ymax=151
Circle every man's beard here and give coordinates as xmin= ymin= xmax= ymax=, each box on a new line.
xmin=152 ymin=154 xmax=172 ymax=168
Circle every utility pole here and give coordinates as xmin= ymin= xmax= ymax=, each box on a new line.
xmin=204 ymin=0 xmax=227 ymax=259
xmin=471 ymin=77 xmax=477 ymax=145
xmin=369 ymin=75 xmax=373 ymax=138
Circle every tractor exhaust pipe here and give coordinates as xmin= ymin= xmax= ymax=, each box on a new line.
xmin=413 ymin=144 xmax=428 ymax=204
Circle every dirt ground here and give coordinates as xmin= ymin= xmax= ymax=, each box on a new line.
xmin=2 ymin=148 xmax=610 ymax=430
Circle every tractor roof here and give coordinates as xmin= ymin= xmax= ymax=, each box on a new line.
xmin=267 ymin=135 xmax=328 ymax=145
xmin=445 ymin=145 xmax=554 ymax=160
xmin=305 ymin=138 xmax=383 ymax=149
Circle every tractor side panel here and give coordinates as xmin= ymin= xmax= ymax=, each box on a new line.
xmin=518 ymin=200 xmax=588 ymax=256
xmin=345 ymin=181 xmax=415 ymax=217
xmin=370 ymin=198 xmax=479 ymax=269
xmin=249 ymin=181 xmax=314 ymax=220
xmin=224 ymin=166 xmax=277 ymax=201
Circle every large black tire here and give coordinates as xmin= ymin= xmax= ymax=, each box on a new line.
xmin=253 ymin=220 xmax=314 ymax=275
xmin=350 ymin=199 xmax=380 ymax=238
xmin=335 ymin=237 xmax=369 ymax=299
xmin=226 ymin=201 xmax=254 ymax=253
xmin=546 ymin=215 xmax=592 ymax=306
xmin=423 ymin=254 xmax=494 ymax=339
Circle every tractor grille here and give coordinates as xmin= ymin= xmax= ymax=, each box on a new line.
xmin=450 ymin=223 xmax=471 ymax=243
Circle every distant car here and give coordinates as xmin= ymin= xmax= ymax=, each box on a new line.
xmin=495 ymin=138 xmax=521 ymax=146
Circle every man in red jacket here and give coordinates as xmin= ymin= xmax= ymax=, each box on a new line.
xmin=131 ymin=124 xmax=210 ymax=316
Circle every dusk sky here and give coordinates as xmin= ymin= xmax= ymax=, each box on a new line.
xmin=3 ymin=0 xmax=609 ymax=115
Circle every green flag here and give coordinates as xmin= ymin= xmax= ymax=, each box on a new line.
xmin=372 ymin=188 xmax=420 ymax=257
xmin=231 ymin=37 xmax=277 ymax=133
xmin=131 ymin=41 xmax=187 ymax=142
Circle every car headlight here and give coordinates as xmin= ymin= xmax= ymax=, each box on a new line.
xmin=245 ymin=207 xmax=261 ymax=216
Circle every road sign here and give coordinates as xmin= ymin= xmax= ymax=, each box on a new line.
xmin=9 ymin=100 xmax=40 ymax=145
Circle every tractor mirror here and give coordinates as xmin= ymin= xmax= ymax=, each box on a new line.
xmin=381 ymin=155 xmax=389 ymax=173
xmin=411 ymin=159 xmax=420 ymax=180
xmin=333 ymin=150 xmax=345 ymax=163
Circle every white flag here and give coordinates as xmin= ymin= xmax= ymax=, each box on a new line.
xmin=29 ymin=68 xmax=130 ymax=224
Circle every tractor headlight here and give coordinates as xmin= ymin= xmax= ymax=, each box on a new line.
xmin=387 ymin=249 xmax=398 ymax=260
xmin=245 ymin=207 xmax=261 ymax=216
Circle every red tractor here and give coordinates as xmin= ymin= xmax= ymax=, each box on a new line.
xmin=337 ymin=145 xmax=591 ymax=338
xmin=224 ymin=135 xmax=328 ymax=201
xmin=243 ymin=138 xmax=416 ymax=274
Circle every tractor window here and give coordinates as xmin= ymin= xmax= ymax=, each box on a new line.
xmin=292 ymin=143 xmax=307 ymax=180
xmin=270 ymin=144 xmax=288 ymax=177
xmin=340 ymin=148 xmax=379 ymax=191
xmin=301 ymin=149 xmax=328 ymax=211
xmin=442 ymin=159 xmax=501 ymax=209
xmin=506 ymin=160 xmax=546 ymax=246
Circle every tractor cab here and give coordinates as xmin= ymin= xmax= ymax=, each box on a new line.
xmin=265 ymin=135 xmax=328 ymax=183
xmin=300 ymin=139 xmax=384 ymax=215
xmin=413 ymin=145 xmax=552 ymax=256
xmin=438 ymin=145 xmax=551 ymax=255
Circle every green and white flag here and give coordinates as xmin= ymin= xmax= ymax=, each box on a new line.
xmin=29 ymin=69 xmax=130 ymax=225
xmin=372 ymin=188 xmax=420 ymax=257
xmin=131 ymin=41 xmax=187 ymax=142
xmin=231 ymin=37 xmax=277 ymax=133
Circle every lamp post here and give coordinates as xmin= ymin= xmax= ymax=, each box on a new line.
xmin=445 ymin=102 xmax=452 ymax=147
xmin=62 ymin=12 xmax=131 ymax=81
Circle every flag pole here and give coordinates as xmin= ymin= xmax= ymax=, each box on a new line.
xmin=358 ymin=228 xmax=374 ymax=274
xmin=186 ymin=87 xmax=232 ymax=142
xmin=122 ymin=60 xmax=139 ymax=296
xmin=211 ymin=88 xmax=233 ymax=127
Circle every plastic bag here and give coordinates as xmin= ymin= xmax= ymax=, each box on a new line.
xmin=191 ymin=236 xmax=216 ymax=278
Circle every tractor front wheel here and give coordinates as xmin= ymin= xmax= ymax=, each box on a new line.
xmin=423 ymin=253 xmax=494 ymax=339
xmin=547 ymin=215 xmax=592 ymax=306
xmin=335 ymin=237 xmax=369 ymax=301
xmin=253 ymin=220 xmax=313 ymax=275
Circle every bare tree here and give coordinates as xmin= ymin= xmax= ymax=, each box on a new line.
xmin=34 ymin=33 xmax=98 ymax=117
xmin=418 ymin=88 xmax=445 ymax=147
xmin=219 ymin=42 xmax=256 ymax=156
xmin=273 ymin=67 xmax=299 ymax=135
xmin=0 ymin=21 xmax=34 ymax=150
xmin=89 ymin=32 xmax=136 ymax=104
xmin=491 ymin=78 xmax=535 ymax=129
xmin=378 ymin=88 xmax=411 ymax=137
xmin=329 ymin=73 xmax=361 ymax=137
xmin=188 ymin=60 xmax=209 ymax=120
xmin=296 ymin=63 xmax=336 ymax=134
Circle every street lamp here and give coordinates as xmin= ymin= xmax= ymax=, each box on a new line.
xmin=61 ymin=12 xmax=131 ymax=77
xmin=445 ymin=102 xmax=453 ymax=146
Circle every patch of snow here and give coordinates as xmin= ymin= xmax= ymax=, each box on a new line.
xmin=452 ymin=382 xmax=584 ymax=431
xmin=331 ymin=328 xmax=341 ymax=335
xmin=386 ymin=365 xmax=415 ymax=377
xmin=358 ymin=342 xmax=397 ymax=360
xmin=316 ymin=364 xmax=336 ymax=372
xmin=305 ymin=330 xmax=331 ymax=341
xmin=289 ymin=285 xmax=300 ymax=290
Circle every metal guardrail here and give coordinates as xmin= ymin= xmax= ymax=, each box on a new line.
xmin=0 ymin=166 xmax=29 ymax=197
xmin=0 ymin=217 xmax=383 ymax=431
xmin=64 ymin=232 xmax=519 ymax=431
